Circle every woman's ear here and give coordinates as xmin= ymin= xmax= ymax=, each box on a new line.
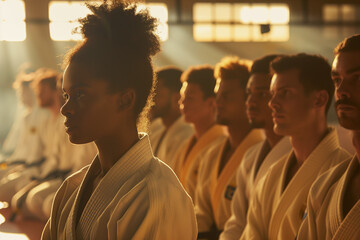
xmin=118 ymin=89 xmax=136 ymax=111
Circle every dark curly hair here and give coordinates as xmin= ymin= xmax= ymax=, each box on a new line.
xmin=63 ymin=0 xmax=161 ymax=129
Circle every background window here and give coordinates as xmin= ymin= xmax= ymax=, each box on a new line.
xmin=193 ymin=3 xmax=289 ymax=42
xmin=138 ymin=3 xmax=168 ymax=41
xmin=323 ymin=4 xmax=360 ymax=23
xmin=0 ymin=0 xmax=26 ymax=41
xmin=49 ymin=1 xmax=168 ymax=41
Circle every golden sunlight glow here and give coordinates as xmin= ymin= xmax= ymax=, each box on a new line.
xmin=50 ymin=1 xmax=168 ymax=41
xmin=193 ymin=3 xmax=212 ymax=22
xmin=0 ymin=0 xmax=26 ymax=41
xmin=138 ymin=3 xmax=168 ymax=41
xmin=49 ymin=1 xmax=99 ymax=41
xmin=0 ymin=232 xmax=29 ymax=240
xmin=323 ymin=4 xmax=357 ymax=23
xmin=269 ymin=5 xmax=290 ymax=24
xmin=193 ymin=3 xmax=289 ymax=42
xmin=193 ymin=24 xmax=213 ymax=42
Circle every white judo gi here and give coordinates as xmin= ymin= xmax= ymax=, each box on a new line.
xmin=297 ymin=156 xmax=359 ymax=240
xmin=42 ymin=134 xmax=197 ymax=240
xmin=220 ymin=137 xmax=291 ymax=239
xmin=151 ymin=116 xmax=194 ymax=169
xmin=174 ymin=124 xmax=227 ymax=199
xmin=0 ymin=111 xmax=61 ymax=204
xmin=0 ymin=106 xmax=50 ymax=179
xmin=195 ymin=129 xmax=264 ymax=233
xmin=240 ymin=128 xmax=350 ymax=240
xmin=23 ymin=141 xmax=97 ymax=220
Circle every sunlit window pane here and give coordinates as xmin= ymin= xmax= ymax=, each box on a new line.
xmin=193 ymin=24 xmax=213 ymax=41
xmin=269 ymin=4 xmax=290 ymax=24
xmin=214 ymin=3 xmax=232 ymax=22
xmin=49 ymin=1 xmax=99 ymax=41
xmin=1 ymin=0 xmax=25 ymax=21
xmin=193 ymin=3 xmax=213 ymax=22
xmin=251 ymin=5 xmax=269 ymax=24
xmin=50 ymin=22 xmax=79 ymax=41
xmin=342 ymin=4 xmax=356 ymax=22
xmin=0 ymin=0 xmax=26 ymax=41
xmin=193 ymin=3 xmax=289 ymax=42
xmin=235 ymin=5 xmax=252 ymax=23
xmin=268 ymin=25 xmax=289 ymax=41
xmin=50 ymin=1 xmax=170 ymax=41
xmin=156 ymin=22 xmax=168 ymax=42
xmin=1 ymin=22 xmax=26 ymax=41
xmin=214 ymin=24 xmax=231 ymax=41
xmin=233 ymin=25 xmax=251 ymax=41
xmin=323 ymin=4 xmax=359 ymax=23
xmin=323 ymin=5 xmax=339 ymax=22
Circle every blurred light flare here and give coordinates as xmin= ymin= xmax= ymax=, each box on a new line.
xmin=0 ymin=0 xmax=26 ymax=41
xmin=49 ymin=1 xmax=168 ymax=41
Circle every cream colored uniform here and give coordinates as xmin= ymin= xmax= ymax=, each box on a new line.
xmin=23 ymin=142 xmax=97 ymax=220
xmin=0 ymin=107 xmax=50 ymax=179
xmin=42 ymin=134 xmax=197 ymax=240
xmin=195 ymin=129 xmax=264 ymax=232
xmin=0 ymin=113 xmax=62 ymax=203
xmin=152 ymin=116 xmax=194 ymax=169
xmin=174 ymin=125 xmax=227 ymax=199
xmin=220 ymin=137 xmax=291 ymax=239
xmin=297 ymin=156 xmax=359 ymax=240
xmin=148 ymin=117 xmax=164 ymax=146
xmin=240 ymin=128 xmax=350 ymax=240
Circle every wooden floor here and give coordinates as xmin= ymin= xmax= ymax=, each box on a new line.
xmin=0 ymin=203 xmax=45 ymax=240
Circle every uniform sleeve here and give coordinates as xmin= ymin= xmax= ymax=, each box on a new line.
xmin=220 ymin=158 xmax=250 ymax=239
xmin=240 ymin=175 xmax=269 ymax=240
xmin=194 ymin=153 xmax=216 ymax=232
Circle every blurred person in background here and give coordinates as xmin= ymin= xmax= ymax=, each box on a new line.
xmin=174 ymin=65 xmax=227 ymax=199
xmin=195 ymin=56 xmax=263 ymax=239
xmin=151 ymin=66 xmax=194 ymax=169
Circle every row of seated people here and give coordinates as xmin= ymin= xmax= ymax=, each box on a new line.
xmin=0 ymin=68 xmax=97 ymax=221
xmin=148 ymin=38 xmax=359 ymax=239
xmin=0 ymin=2 xmax=358 ymax=238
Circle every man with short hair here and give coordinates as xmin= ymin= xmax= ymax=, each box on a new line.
xmin=297 ymin=34 xmax=360 ymax=239
xmin=0 ymin=69 xmax=63 ymax=204
xmin=195 ymin=57 xmax=263 ymax=238
xmin=220 ymin=55 xmax=291 ymax=239
xmin=240 ymin=53 xmax=350 ymax=240
xmin=151 ymin=67 xmax=194 ymax=169
xmin=174 ymin=65 xmax=227 ymax=199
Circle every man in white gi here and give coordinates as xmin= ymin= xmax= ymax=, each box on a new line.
xmin=0 ymin=69 xmax=62 ymax=204
xmin=5 ymin=69 xmax=95 ymax=221
xmin=151 ymin=66 xmax=194 ymax=169
xmin=42 ymin=1 xmax=197 ymax=239
xmin=297 ymin=34 xmax=360 ymax=240
xmin=220 ymin=55 xmax=292 ymax=239
xmin=240 ymin=53 xmax=351 ymax=240
xmin=0 ymin=71 xmax=50 ymax=180
xmin=174 ymin=65 xmax=227 ymax=199
xmin=195 ymin=56 xmax=264 ymax=239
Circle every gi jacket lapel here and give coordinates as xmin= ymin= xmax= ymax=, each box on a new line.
xmin=268 ymin=129 xmax=345 ymax=240
xmin=69 ymin=136 xmax=153 ymax=239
